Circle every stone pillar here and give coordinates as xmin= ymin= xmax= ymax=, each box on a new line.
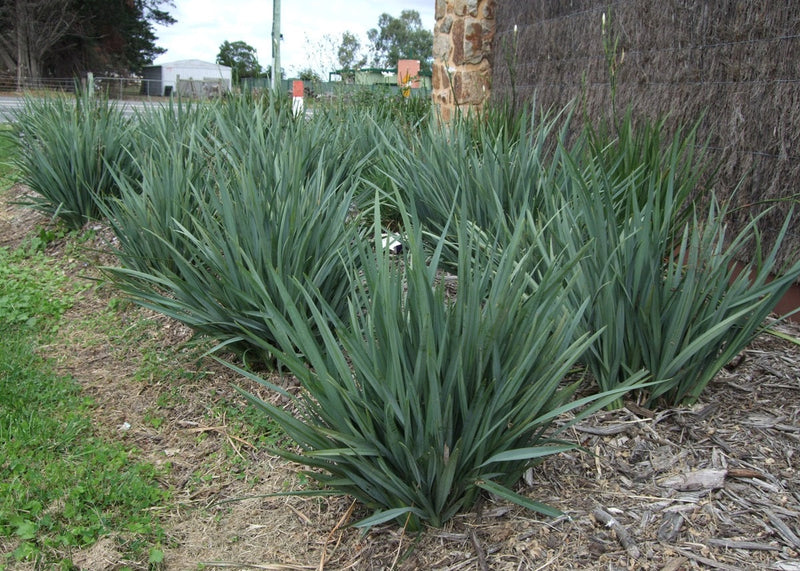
xmin=432 ymin=0 xmax=496 ymax=122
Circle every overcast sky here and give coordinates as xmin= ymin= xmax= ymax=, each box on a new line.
xmin=152 ymin=0 xmax=435 ymax=77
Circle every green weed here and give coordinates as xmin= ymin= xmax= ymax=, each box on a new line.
xmin=0 ymin=226 xmax=169 ymax=567
xmin=0 ymin=247 xmax=75 ymax=328
xmin=0 ymin=126 xmax=18 ymax=189
xmin=0 ymin=330 xmax=169 ymax=567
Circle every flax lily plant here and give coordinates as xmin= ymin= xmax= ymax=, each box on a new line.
xmin=374 ymin=105 xmax=571 ymax=271
xmin=104 ymin=98 xmax=367 ymax=364
xmin=233 ymin=197 xmax=638 ymax=530
xmin=554 ymin=116 xmax=800 ymax=406
xmin=13 ymin=87 xmax=136 ymax=229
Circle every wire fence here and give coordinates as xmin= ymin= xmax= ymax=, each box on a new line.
xmin=0 ymin=75 xmax=164 ymax=99
xmin=0 ymin=74 xmax=431 ymax=102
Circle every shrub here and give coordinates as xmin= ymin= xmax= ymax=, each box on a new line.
xmin=319 ymin=86 xmax=432 ymax=131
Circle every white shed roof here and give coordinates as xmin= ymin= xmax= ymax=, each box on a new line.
xmin=156 ymin=59 xmax=231 ymax=70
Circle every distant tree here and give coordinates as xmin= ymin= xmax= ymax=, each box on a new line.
xmin=0 ymin=0 xmax=177 ymax=78
xmin=367 ymin=10 xmax=433 ymax=74
xmin=337 ymin=31 xmax=366 ymax=71
xmin=109 ymin=0 xmax=176 ymax=71
xmin=297 ymin=68 xmax=321 ymax=83
xmin=56 ymin=0 xmax=175 ymax=75
xmin=0 ymin=0 xmax=76 ymax=81
xmin=216 ymin=40 xmax=263 ymax=83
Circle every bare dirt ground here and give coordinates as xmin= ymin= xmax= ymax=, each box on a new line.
xmin=2 ymin=185 xmax=799 ymax=570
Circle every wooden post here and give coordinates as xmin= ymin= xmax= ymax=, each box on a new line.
xmin=292 ymin=80 xmax=304 ymax=116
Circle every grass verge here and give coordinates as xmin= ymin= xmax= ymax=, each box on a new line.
xmin=0 ymin=245 xmax=169 ymax=569
xmin=0 ymin=125 xmax=18 ymax=189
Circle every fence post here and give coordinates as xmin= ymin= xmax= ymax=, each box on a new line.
xmin=87 ymin=72 xmax=94 ymax=97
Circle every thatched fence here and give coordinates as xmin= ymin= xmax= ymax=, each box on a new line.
xmin=489 ymin=1 xmax=800 ymax=270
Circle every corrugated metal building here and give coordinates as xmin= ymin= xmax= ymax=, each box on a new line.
xmin=142 ymin=59 xmax=232 ymax=97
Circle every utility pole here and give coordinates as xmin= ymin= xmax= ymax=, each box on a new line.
xmin=271 ymin=0 xmax=281 ymax=92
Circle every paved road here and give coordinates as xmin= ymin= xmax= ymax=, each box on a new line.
xmin=0 ymin=95 xmax=166 ymax=123
xmin=0 ymin=96 xmax=25 ymax=122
